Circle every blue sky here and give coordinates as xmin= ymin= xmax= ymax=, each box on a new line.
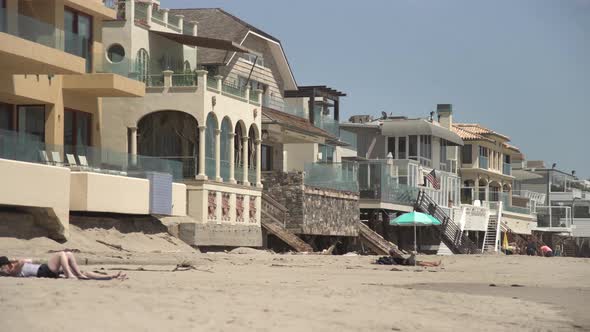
xmin=167 ymin=0 xmax=590 ymax=178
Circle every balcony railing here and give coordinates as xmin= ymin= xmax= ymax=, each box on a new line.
xmin=262 ymin=95 xmax=307 ymax=118
xmin=479 ymin=155 xmax=489 ymax=169
xmin=167 ymin=15 xmax=181 ymax=33
xmin=536 ymin=206 xmax=572 ymax=229
xmin=249 ymin=90 xmax=260 ymax=104
xmin=146 ymin=74 xmax=164 ymax=87
xmin=183 ymin=22 xmax=194 ymax=36
xmin=503 ymin=162 xmax=511 ymax=175
xmin=134 ymin=2 xmax=149 ymax=24
xmin=0 ymin=8 xmax=86 ymax=56
xmin=304 ymin=162 xmax=358 ymax=193
xmin=171 ymin=73 xmax=197 ymax=87
xmin=358 ymin=160 xmax=418 ymax=205
xmin=313 ymin=107 xmax=340 ymax=137
xmin=152 ymin=10 xmax=165 ymax=26
xmin=0 ymin=129 xmax=182 ymax=180
xmin=221 ymin=81 xmax=246 ymax=100
xmin=340 ymin=130 xmax=357 ymax=150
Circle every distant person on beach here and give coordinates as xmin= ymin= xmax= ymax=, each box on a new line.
xmin=378 ymin=250 xmax=441 ymax=267
xmin=0 ymin=251 xmax=126 ymax=280
xmin=526 ymin=241 xmax=537 ymax=256
xmin=540 ymin=245 xmax=554 ymax=257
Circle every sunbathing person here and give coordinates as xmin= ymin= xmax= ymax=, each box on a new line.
xmin=0 ymin=251 xmax=125 ymax=280
xmin=377 ymin=250 xmax=442 ymax=267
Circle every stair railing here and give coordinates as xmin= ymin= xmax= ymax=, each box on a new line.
xmin=262 ymin=192 xmax=288 ymax=228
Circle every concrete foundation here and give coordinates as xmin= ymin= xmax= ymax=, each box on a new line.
xmin=178 ymin=223 xmax=262 ymax=247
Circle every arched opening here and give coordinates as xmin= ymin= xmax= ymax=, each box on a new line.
xmin=220 ymin=117 xmax=232 ymax=181
xmin=136 ymin=48 xmax=150 ymax=83
xmin=205 ymin=113 xmax=218 ymax=179
xmin=489 ymin=181 xmax=502 ymax=202
xmin=137 ymin=111 xmax=199 ymax=178
xmin=234 ymin=121 xmax=246 ymax=183
xmin=478 ymin=178 xmax=488 ymax=202
xmin=462 ymin=179 xmax=476 ymax=204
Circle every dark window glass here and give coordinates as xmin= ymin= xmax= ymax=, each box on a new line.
xmin=0 ymin=0 xmax=6 ymax=32
xmin=462 ymin=144 xmax=472 ymax=164
xmin=64 ymin=109 xmax=91 ymax=147
xmin=65 ymin=9 xmax=93 ymax=73
xmin=261 ymin=144 xmax=272 ymax=171
xmin=504 ymin=154 xmax=510 ymax=164
xmin=17 ymin=105 xmax=45 ymax=142
xmin=107 ymin=44 xmax=125 ymax=63
xmin=0 ymin=102 xmax=13 ymax=130
xmin=398 ymin=137 xmax=406 ymax=159
xmin=387 ymin=137 xmax=395 ymax=158
xmin=409 ymin=135 xmax=417 ymax=159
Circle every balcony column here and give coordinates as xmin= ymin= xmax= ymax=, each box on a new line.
xmin=215 ymin=75 xmax=223 ymax=91
xmin=195 ymin=69 xmax=207 ymax=93
xmin=163 ymin=70 xmax=173 ymax=88
xmin=245 ymin=86 xmax=251 ymax=101
xmin=255 ymin=89 xmax=263 ymax=104
xmin=242 ymin=136 xmax=249 ymax=185
xmin=255 ymin=139 xmax=262 ymax=187
xmin=229 ymin=133 xmax=236 ymax=184
xmin=394 ymin=136 xmax=399 ymax=159
xmin=162 ymin=8 xmax=169 ymax=25
xmin=146 ymin=1 xmax=153 ymax=25
xmin=197 ymin=125 xmax=207 ymax=180
xmin=215 ymin=129 xmax=222 ymax=182
xmin=474 ymin=176 xmax=480 ymax=204
xmin=129 ymin=127 xmax=138 ymax=166
xmin=190 ymin=21 xmax=198 ymax=36
xmin=126 ymin=0 xmax=135 ymax=22
xmin=177 ymin=15 xmax=184 ymax=32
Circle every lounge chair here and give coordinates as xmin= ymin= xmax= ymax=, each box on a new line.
xmin=39 ymin=150 xmax=51 ymax=164
xmin=50 ymin=151 xmax=64 ymax=166
xmin=77 ymin=155 xmax=101 ymax=172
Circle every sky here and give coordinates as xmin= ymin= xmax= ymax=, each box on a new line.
xmin=167 ymin=0 xmax=590 ymax=178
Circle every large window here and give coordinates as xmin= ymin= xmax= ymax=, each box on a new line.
xmin=0 ymin=102 xmax=13 ymax=130
xmin=479 ymin=146 xmax=488 ymax=157
xmin=243 ymin=53 xmax=266 ymax=68
xmin=65 ymin=8 xmax=93 ymax=73
xmin=398 ymin=137 xmax=406 ymax=159
xmin=238 ymin=76 xmax=268 ymax=94
xmin=261 ymin=144 xmax=272 ymax=171
xmin=17 ymin=105 xmax=45 ymax=141
xmin=387 ymin=137 xmax=395 ymax=158
xmin=64 ymin=109 xmax=91 ymax=147
xmin=462 ymin=144 xmax=472 ymax=164
xmin=419 ymin=135 xmax=432 ymax=161
xmin=409 ymin=135 xmax=418 ymax=159
xmin=440 ymin=139 xmax=448 ymax=163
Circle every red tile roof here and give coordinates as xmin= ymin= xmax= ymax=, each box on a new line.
xmin=262 ymin=107 xmax=337 ymax=140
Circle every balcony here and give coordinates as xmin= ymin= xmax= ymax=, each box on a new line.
xmin=313 ymin=107 xmax=340 ymax=137
xmin=0 ymin=8 xmax=86 ymax=75
xmin=262 ymin=95 xmax=307 ymax=118
xmin=304 ymin=162 xmax=358 ymax=193
xmin=534 ymin=206 xmax=573 ymax=232
xmin=358 ymin=160 xmax=418 ymax=207
xmin=479 ymin=155 xmax=489 ymax=169
xmin=133 ymin=2 xmax=195 ymax=35
xmin=0 ymin=129 xmax=182 ymax=180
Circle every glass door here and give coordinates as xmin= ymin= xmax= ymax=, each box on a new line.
xmin=64 ymin=8 xmax=92 ymax=72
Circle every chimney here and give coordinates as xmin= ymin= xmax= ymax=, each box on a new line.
xmin=436 ymin=104 xmax=453 ymax=129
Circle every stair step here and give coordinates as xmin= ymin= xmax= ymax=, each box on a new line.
xmin=261 ymin=211 xmax=312 ymax=253
xmin=358 ymin=222 xmax=404 ymax=258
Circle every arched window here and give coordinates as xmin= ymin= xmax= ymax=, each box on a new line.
xmin=136 ymin=48 xmax=149 ymax=83
xmin=220 ymin=117 xmax=232 ymax=181
xmin=184 ymin=60 xmax=191 ymax=73
xmin=234 ymin=123 xmax=245 ymax=182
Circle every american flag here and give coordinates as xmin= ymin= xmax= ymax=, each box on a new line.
xmin=425 ymin=169 xmax=440 ymax=190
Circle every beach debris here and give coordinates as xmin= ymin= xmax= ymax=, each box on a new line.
xmin=489 ymin=283 xmax=497 ymax=287
xmin=48 ymin=249 xmax=81 ymax=253
xmin=511 ymin=284 xmax=524 ymax=287
xmin=228 ymin=247 xmax=272 ymax=255
xmin=343 ymin=252 xmax=359 ymax=256
xmin=96 ymin=240 xmax=130 ymax=252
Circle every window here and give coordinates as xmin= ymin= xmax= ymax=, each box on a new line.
xmin=106 ymin=44 xmax=125 ymax=63
xmin=504 ymin=154 xmax=510 ymax=164
xmin=184 ymin=61 xmax=191 ymax=72
xmin=462 ymin=144 xmax=472 ymax=164
xmin=261 ymin=144 xmax=272 ymax=171
xmin=479 ymin=146 xmax=488 ymax=157
xmin=136 ymin=49 xmax=149 ymax=83
xmin=419 ymin=135 xmax=432 ymax=161
xmin=318 ymin=144 xmax=335 ymax=163
xmin=64 ymin=109 xmax=91 ymax=147
xmin=65 ymin=8 xmax=93 ymax=73
xmin=0 ymin=102 xmax=13 ymax=131
xmin=387 ymin=137 xmax=395 ymax=158
xmin=0 ymin=0 xmax=6 ymax=32
xmin=243 ymin=53 xmax=266 ymax=68
xmin=17 ymin=105 xmax=45 ymax=142
xmin=398 ymin=137 xmax=406 ymax=159
xmin=440 ymin=139 xmax=448 ymax=163
xmin=238 ymin=76 xmax=268 ymax=94
xmin=409 ymin=135 xmax=418 ymax=159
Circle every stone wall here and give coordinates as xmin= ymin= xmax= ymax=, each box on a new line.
xmin=263 ymin=171 xmax=359 ymax=236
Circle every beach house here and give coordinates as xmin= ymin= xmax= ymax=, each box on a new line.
xmin=165 ymin=8 xmax=360 ymax=252
xmin=0 ymin=0 xmax=194 ymax=241
xmin=340 ymin=104 xmax=479 ymax=254
xmin=513 ymin=160 xmax=590 ymax=256
xmin=98 ymin=2 xmax=267 ymax=248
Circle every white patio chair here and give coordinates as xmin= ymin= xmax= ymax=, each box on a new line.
xmin=38 ymin=150 xmax=51 ymax=165
xmin=77 ymin=155 xmax=100 ymax=172
xmin=50 ymin=151 xmax=64 ymax=166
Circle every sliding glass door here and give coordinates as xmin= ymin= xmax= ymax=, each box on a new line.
xmin=64 ymin=8 xmax=92 ymax=72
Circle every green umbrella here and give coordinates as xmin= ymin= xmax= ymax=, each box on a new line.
xmin=390 ymin=211 xmax=441 ymax=254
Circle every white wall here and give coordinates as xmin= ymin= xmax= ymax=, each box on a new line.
xmin=283 ymin=143 xmax=317 ymax=172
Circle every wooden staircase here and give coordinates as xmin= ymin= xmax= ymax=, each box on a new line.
xmin=358 ymin=221 xmax=405 ymax=258
xmin=482 ymin=216 xmax=499 ymax=252
xmin=502 ymin=222 xmax=546 ymax=255
xmin=414 ymin=190 xmax=480 ymax=254
xmin=261 ymin=193 xmax=313 ymax=253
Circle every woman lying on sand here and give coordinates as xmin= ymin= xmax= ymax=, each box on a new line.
xmin=0 ymin=251 xmax=126 ymax=280
xmin=377 ymin=250 xmax=442 ymax=267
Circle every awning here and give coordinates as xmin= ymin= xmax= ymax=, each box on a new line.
xmin=150 ymin=30 xmax=253 ymax=53
xmin=381 ymin=119 xmax=464 ymax=146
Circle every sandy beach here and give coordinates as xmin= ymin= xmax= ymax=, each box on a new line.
xmin=0 ymin=227 xmax=589 ymax=332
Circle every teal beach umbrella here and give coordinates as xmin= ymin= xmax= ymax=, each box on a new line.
xmin=390 ymin=212 xmax=441 ymax=253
